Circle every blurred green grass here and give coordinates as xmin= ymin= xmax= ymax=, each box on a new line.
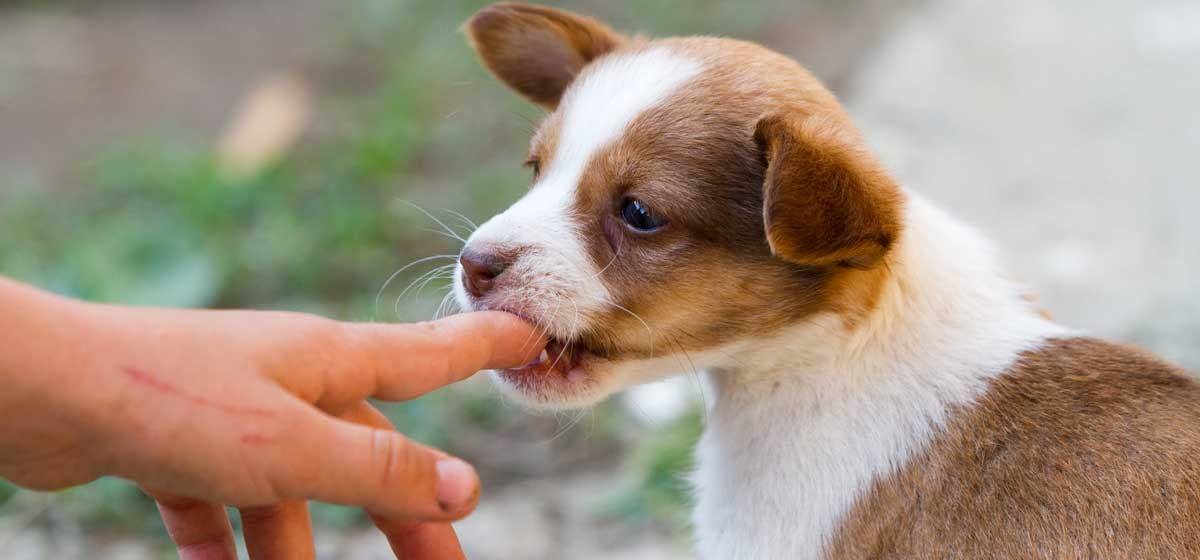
xmin=0 ymin=0 xmax=813 ymax=545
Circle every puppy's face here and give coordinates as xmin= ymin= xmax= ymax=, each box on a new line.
xmin=455 ymin=3 xmax=903 ymax=409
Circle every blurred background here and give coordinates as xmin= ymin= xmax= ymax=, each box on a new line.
xmin=0 ymin=0 xmax=1196 ymax=558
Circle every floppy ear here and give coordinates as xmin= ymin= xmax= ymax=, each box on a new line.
xmin=754 ymin=113 xmax=904 ymax=268
xmin=464 ymin=2 xmax=626 ymax=109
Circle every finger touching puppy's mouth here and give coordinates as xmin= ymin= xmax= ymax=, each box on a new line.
xmin=484 ymin=307 xmax=604 ymax=384
xmin=504 ymin=336 xmax=590 ymax=381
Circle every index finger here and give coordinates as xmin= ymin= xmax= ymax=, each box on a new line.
xmin=337 ymin=311 xmax=546 ymax=403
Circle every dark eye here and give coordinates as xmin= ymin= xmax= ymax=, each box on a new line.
xmin=620 ymin=198 xmax=666 ymax=232
xmin=524 ymin=156 xmax=541 ymax=180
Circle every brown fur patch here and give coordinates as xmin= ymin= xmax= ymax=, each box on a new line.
xmin=464 ymin=2 xmax=625 ymax=109
xmin=826 ymin=337 xmax=1200 ymax=559
xmin=756 ymin=112 xmax=904 ymax=268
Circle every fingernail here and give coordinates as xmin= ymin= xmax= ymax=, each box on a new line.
xmin=436 ymin=458 xmax=477 ymax=511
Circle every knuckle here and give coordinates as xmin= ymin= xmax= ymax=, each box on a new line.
xmin=300 ymin=316 xmax=349 ymax=354
xmin=370 ymin=429 xmax=427 ymax=500
xmin=255 ymin=460 xmax=294 ymax=504
xmin=289 ymin=318 xmax=359 ymax=395
xmin=371 ymin=429 xmax=401 ymax=491
xmin=255 ymin=312 xmax=343 ymax=364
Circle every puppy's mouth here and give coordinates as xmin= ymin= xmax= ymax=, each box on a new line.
xmin=503 ymin=336 xmax=592 ymax=382
xmin=481 ymin=304 xmax=609 ymax=386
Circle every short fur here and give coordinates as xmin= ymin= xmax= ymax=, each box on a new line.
xmin=827 ymin=338 xmax=1200 ymax=560
xmin=453 ymin=3 xmax=1200 ymax=559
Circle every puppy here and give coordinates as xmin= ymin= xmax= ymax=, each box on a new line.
xmin=452 ymin=3 xmax=1200 ymax=558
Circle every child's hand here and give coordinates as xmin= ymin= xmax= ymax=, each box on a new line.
xmin=0 ymin=276 xmax=545 ymax=559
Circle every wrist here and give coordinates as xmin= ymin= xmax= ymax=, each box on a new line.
xmin=0 ymin=279 xmax=118 ymax=482
xmin=55 ymin=299 xmax=144 ymax=474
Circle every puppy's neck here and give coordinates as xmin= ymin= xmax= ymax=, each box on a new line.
xmin=716 ymin=192 xmax=1062 ymax=391
xmin=692 ymin=193 xmax=1066 ymax=559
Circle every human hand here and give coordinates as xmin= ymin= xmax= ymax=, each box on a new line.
xmin=0 ymin=277 xmax=545 ymax=559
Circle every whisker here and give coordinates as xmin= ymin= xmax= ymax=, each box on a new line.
xmin=440 ymin=208 xmax=478 ymax=232
xmin=417 ymin=226 xmax=468 ymax=244
xmin=434 ymin=287 xmax=458 ymax=320
xmin=546 ymin=297 xmax=580 ymax=372
xmin=608 ymin=300 xmax=655 ymax=359
xmin=374 ymin=254 xmax=457 ymax=320
xmin=587 ymin=250 xmax=620 ymax=280
xmin=398 ymin=199 xmax=469 ymax=244
xmin=518 ymin=296 xmax=561 ymax=357
xmin=537 ymin=408 xmax=589 ymax=445
xmin=668 ymin=334 xmax=710 ymax=424
xmin=623 ymin=386 xmax=659 ymax=426
xmin=511 ymin=110 xmax=542 ymax=136
xmin=395 ymin=264 xmax=455 ymax=319
xmin=411 ymin=266 xmax=456 ymax=298
xmin=396 ymin=264 xmax=456 ymax=303
xmin=403 ymin=273 xmax=455 ymax=317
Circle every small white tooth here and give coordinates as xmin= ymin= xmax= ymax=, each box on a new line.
xmin=538 ymin=349 xmax=550 ymax=364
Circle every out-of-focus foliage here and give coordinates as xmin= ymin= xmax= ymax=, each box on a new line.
xmin=0 ymin=0 xmax=710 ymax=542
xmin=602 ymin=409 xmax=704 ymax=528
xmin=0 ymin=479 xmax=16 ymax=504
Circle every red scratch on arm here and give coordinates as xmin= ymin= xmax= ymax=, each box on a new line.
xmin=122 ymin=367 xmax=276 ymax=418
xmin=240 ymin=433 xmax=275 ymax=445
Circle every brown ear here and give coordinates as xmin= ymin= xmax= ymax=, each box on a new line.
xmin=464 ymin=2 xmax=625 ymax=109
xmin=754 ymin=113 xmax=904 ymax=268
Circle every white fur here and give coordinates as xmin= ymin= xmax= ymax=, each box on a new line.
xmin=455 ymin=47 xmax=703 ymax=339
xmin=689 ymin=193 xmax=1070 ymax=559
xmin=551 ymin=47 xmax=703 ymax=193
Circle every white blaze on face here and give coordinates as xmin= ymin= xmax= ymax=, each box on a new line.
xmin=456 ymin=47 xmax=703 ymax=339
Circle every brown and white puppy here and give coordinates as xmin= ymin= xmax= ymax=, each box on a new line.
xmin=452 ymin=3 xmax=1200 ymax=558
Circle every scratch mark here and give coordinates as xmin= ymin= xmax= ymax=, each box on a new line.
xmin=240 ymin=433 xmax=275 ymax=445
xmin=122 ymin=367 xmax=276 ymax=418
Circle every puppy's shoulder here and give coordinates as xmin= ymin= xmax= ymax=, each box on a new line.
xmin=827 ymin=337 xmax=1200 ymax=559
xmin=989 ymin=336 xmax=1200 ymax=436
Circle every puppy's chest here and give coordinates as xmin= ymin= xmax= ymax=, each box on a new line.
xmin=690 ymin=378 xmax=961 ymax=560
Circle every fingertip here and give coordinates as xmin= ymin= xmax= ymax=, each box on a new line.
xmin=428 ymin=310 xmax=547 ymax=368
xmin=465 ymin=311 xmax=549 ymax=364
xmin=445 ymin=310 xmax=537 ymax=337
xmin=435 ymin=458 xmax=480 ymax=516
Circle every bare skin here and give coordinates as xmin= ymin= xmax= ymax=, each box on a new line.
xmin=0 ymin=275 xmax=547 ymax=559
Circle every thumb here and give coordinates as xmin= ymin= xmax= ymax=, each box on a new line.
xmin=269 ymin=405 xmax=479 ymax=520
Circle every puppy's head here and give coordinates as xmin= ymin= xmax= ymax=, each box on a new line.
xmin=455 ymin=2 xmax=903 ymax=409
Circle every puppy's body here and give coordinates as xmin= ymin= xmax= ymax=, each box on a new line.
xmin=692 ymin=195 xmax=1200 ymax=559
xmin=454 ymin=4 xmax=1200 ymax=558
xmin=692 ymin=195 xmax=1062 ymax=558
xmin=829 ymin=337 xmax=1200 ymax=559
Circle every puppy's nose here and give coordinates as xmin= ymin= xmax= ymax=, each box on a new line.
xmin=460 ymin=249 xmax=511 ymax=298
